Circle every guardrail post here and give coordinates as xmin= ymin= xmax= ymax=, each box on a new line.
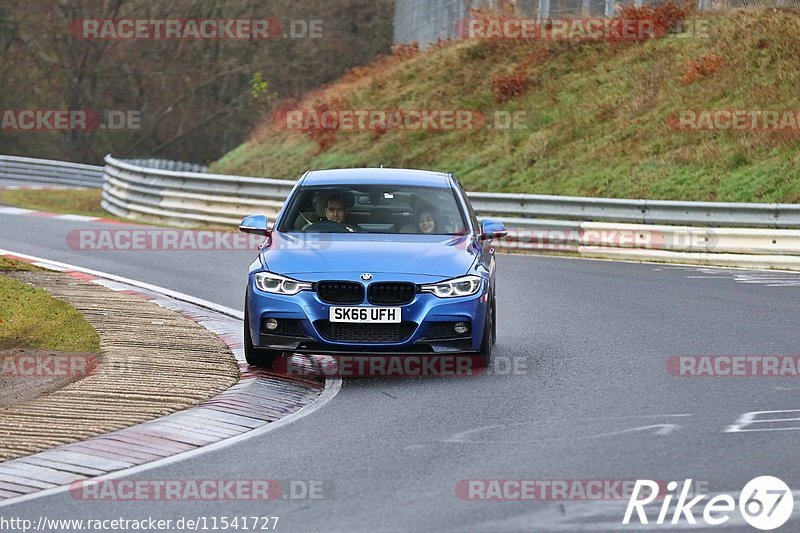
xmin=537 ymin=0 xmax=551 ymax=23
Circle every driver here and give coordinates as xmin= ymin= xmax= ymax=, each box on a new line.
xmin=324 ymin=193 xmax=356 ymax=232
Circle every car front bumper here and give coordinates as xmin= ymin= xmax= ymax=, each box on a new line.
xmin=246 ymin=279 xmax=489 ymax=354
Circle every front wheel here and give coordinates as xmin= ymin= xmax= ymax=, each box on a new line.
xmin=244 ymin=306 xmax=282 ymax=368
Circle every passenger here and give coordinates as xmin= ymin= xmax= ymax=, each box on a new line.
xmin=400 ymin=205 xmax=442 ymax=234
xmin=417 ymin=208 xmax=438 ymax=234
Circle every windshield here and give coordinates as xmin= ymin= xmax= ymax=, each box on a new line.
xmin=278 ymin=184 xmax=467 ymax=235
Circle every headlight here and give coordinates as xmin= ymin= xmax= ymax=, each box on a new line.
xmin=254 ymin=272 xmax=311 ymax=295
xmin=420 ymin=275 xmax=483 ymax=298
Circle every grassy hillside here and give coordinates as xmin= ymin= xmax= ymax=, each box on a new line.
xmin=211 ymin=9 xmax=800 ymax=202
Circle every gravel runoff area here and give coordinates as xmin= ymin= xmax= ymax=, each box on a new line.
xmin=0 ymin=270 xmax=240 ymax=461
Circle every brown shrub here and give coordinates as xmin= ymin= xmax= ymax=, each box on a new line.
xmin=390 ymin=42 xmax=420 ymax=61
xmin=520 ymin=47 xmax=551 ymax=70
xmin=680 ymin=53 xmax=725 ymax=85
xmin=492 ymin=71 xmax=530 ymax=103
xmin=491 ymin=44 xmax=550 ymax=103
xmin=299 ymin=97 xmax=348 ymax=152
xmin=614 ymin=1 xmax=691 ymax=42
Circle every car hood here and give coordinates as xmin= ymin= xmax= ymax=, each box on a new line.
xmin=259 ymin=232 xmax=479 ymax=279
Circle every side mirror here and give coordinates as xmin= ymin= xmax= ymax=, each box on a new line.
xmin=479 ymin=219 xmax=508 ymax=241
xmin=239 ymin=215 xmax=270 ymax=236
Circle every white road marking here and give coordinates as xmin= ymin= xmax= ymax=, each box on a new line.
xmin=725 ymin=409 xmax=800 ymax=433
xmin=445 ymin=414 xmax=692 ymax=444
xmin=0 ymin=206 xmax=36 ymax=215
xmin=678 ymin=266 xmax=800 ymax=288
xmin=488 ymin=490 xmax=800 ymax=531
xmin=54 ymin=214 xmax=100 ymax=221
xmin=589 ymin=424 xmax=679 ymax=438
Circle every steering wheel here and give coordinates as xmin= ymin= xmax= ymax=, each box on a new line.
xmin=302 ymin=220 xmax=353 ymax=233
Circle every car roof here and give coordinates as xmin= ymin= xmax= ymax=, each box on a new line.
xmin=301 ymin=168 xmax=452 ymax=188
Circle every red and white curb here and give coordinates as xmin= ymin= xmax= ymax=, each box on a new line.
xmin=0 ymin=249 xmax=341 ymax=507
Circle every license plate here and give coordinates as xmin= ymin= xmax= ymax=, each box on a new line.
xmin=329 ymin=306 xmax=401 ymax=323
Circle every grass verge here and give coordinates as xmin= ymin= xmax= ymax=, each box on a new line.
xmin=0 ymin=189 xmax=112 ymax=219
xmin=0 ymin=257 xmax=39 ymax=272
xmin=0 ymin=260 xmax=100 ymax=352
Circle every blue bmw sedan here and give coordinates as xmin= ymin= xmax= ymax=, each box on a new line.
xmin=239 ymin=168 xmax=507 ymax=368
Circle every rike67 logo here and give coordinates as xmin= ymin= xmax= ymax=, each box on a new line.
xmin=623 ymin=477 xmax=794 ymax=530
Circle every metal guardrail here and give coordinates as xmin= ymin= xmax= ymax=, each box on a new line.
xmin=101 ymin=155 xmax=295 ymax=226
xmin=467 ymin=192 xmax=800 ymax=229
xmin=98 ymin=154 xmax=800 ymax=270
xmin=103 ymin=154 xmax=800 ymax=230
xmin=0 ymin=155 xmax=104 ymax=188
xmin=122 ymin=158 xmax=208 ymax=173
xmin=3 ymin=154 xmax=800 ymax=268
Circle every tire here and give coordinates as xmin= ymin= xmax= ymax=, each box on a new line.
xmin=491 ymin=293 xmax=497 ymax=345
xmin=243 ymin=305 xmax=282 ymax=368
xmin=477 ymin=295 xmax=494 ymax=367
